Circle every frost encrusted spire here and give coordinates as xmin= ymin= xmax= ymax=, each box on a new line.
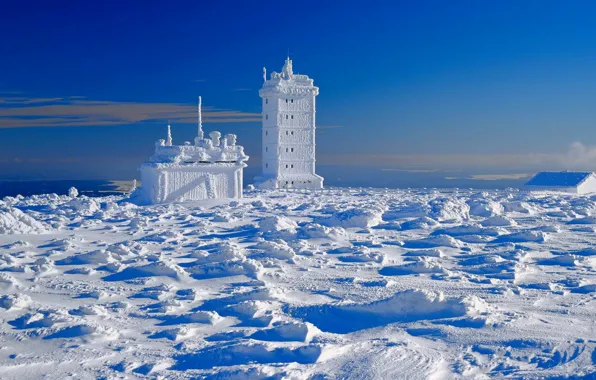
xmin=197 ymin=96 xmax=204 ymax=140
xmin=282 ymin=56 xmax=293 ymax=78
xmin=166 ymin=123 xmax=173 ymax=146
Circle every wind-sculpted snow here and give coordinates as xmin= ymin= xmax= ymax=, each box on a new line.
xmin=1 ymin=188 xmax=596 ymax=378
xmin=0 ymin=206 xmax=47 ymax=234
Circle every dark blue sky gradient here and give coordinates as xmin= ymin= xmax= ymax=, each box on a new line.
xmin=2 ymin=1 xmax=596 ymax=182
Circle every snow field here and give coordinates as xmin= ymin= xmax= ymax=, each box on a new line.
xmin=0 ymin=188 xmax=596 ymax=378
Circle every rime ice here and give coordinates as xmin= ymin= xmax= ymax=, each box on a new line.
xmin=134 ymin=97 xmax=249 ymax=204
xmin=255 ymin=57 xmax=324 ymax=189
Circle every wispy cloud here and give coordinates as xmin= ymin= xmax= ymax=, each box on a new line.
xmin=561 ymin=142 xmax=596 ymax=169
xmin=319 ymin=142 xmax=596 ymax=172
xmin=445 ymin=174 xmax=532 ymax=181
xmin=318 ymin=153 xmax=557 ymax=169
xmin=0 ymin=95 xmax=261 ymax=128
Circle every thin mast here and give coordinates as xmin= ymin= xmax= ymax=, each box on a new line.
xmin=197 ymin=96 xmax=204 ymax=140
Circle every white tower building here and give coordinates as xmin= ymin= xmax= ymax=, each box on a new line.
xmin=255 ymin=57 xmax=324 ymax=189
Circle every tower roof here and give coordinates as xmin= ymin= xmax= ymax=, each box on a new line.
xmin=259 ymin=57 xmax=318 ymax=97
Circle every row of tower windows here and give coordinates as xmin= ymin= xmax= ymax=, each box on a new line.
xmin=265 ymin=163 xmax=295 ymax=169
xmin=264 ymin=114 xmax=294 ymax=120
xmin=265 ymin=131 xmax=295 ymax=136
xmin=265 ymin=114 xmax=294 ymax=120
xmin=264 ymin=99 xmax=295 ymax=104
xmin=265 ymin=147 xmax=295 ymax=152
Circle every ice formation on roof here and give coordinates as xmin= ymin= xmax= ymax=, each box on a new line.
xmin=132 ymin=97 xmax=249 ymax=205
xmin=525 ymin=171 xmax=596 ymax=195
xmin=526 ymin=172 xmax=593 ymax=187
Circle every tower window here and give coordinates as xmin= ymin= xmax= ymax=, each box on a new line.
xmin=291 ymin=148 xmax=294 ymax=152
xmin=291 ymin=99 xmax=294 ymax=103
xmin=286 ymin=148 xmax=288 ymax=152
xmin=291 ymin=115 xmax=294 ymax=119
xmin=286 ymin=131 xmax=288 ymax=135
xmin=285 ymin=164 xmax=288 ymax=168
xmin=291 ymin=131 xmax=294 ymax=135
xmin=265 ymin=131 xmax=268 ymax=136
xmin=265 ymin=147 xmax=268 ymax=152
xmin=286 ymin=99 xmax=288 ymax=103
xmin=265 ymin=114 xmax=268 ymax=120
xmin=266 ymin=163 xmax=268 ymax=168
xmin=285 ymin=115 xmax=288 ymax=119
xmin=291 ymin=164 xmax=294 ymax=168
xmin=265 ymin=99 xmax=268 ymax=104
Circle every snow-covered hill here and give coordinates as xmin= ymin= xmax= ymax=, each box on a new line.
xmin=1 ymin=188 xmax=596 ymax=379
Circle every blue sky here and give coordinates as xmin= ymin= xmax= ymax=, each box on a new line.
xmin=2 ymin=1 xmax=596 ymax=183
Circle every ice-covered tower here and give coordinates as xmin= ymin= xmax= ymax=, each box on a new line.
xmin=255 ymin=57 xmax=324 ymax=189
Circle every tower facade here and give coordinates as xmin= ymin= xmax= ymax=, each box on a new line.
xmin=256 ymin=58 xmax=324 ymax=189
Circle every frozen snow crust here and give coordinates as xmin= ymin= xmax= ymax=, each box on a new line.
xmin=1 ymin=188 xmax=596 ymax=378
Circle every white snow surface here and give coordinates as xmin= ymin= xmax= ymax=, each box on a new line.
xmin=1 ymin=188 xmax=596 ymax=379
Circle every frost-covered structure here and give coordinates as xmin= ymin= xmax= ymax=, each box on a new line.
xmin=255 ymin=57 xmax=324 ymax=189
xmin=135 ymin=97 xmax=249 ymax=204
xmin=525 ymin=171 xmax=596 ymax=194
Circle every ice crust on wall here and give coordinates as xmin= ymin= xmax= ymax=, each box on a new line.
xmin=134 ymin=98 xmax=249 ymax=204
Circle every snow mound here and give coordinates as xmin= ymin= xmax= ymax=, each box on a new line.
xmin=173 ymin=342 xmax=325 ymax=369
xmin=56 ymin=249 xmax=119 ymax=266
xmin=404 ymin=234 xmax=463 ymax=248
xmin=297 ymin=223 xmax=348 ymax=240
xmin=62 ymin=197 xmax=101 ymax=216
xmin=400 ymin=217 xmax=440 ymax=230
xmin=432 ymin=224 xmax=503 ymax=237
xmin=187 ymin=257 xmax=262 ymax=280
xmin=481 ymin=215 xmax=517 ymax=227
xmin=429 ymin=197 xmax=470 ymax=222
xmin=250 ymin=321 xmax=320 ymax=343
xmin=316 ymin=206 xmax=385 ymax=228
xmin=159 ymin=311 xmax=224 ymax=326
xmin=258 ymin=216 xmax=298 ymax=239
xmin=493 ymin=230 xmax=548 ymax=243
xmin=567 ymin=216 xmax=596 ymax=225
xmin=403 ymin=249 xmax=444 ymax=258
xmin=0 ymin=293 xmax=32 ymax=310
xmin=0 ymin=206 xmax=47 ymax=234
xmin=467 ymin=198 xmax=504 ymax=217
xmin=380 ymin=257 xmax=445 ymax=276
xmin=191 ymin=242 xmax=245 ymax=264
xmin=290 ymin=289 xmax=480 ymax=333
xmin=44 ymin=323 xmax=119 ymax=341
xmin=251 ymin=239 xmax=296 ymax=260
xmin=104 ymin=259 xmax=187 ymax=281
xmin=338 ymin=249 xmax=385 ymax=264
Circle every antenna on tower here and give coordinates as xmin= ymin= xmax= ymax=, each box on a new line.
xmin=166 ymin=121 xmax=173 ymax=146
xmin=197 ymin=96 xmax=204 ymax=140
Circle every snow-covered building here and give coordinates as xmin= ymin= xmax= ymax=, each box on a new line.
xmin=255 ymin=57 xmax=324 ymax=189
xmin=525 ymin=171 xmax=596 ymax=194
xmin=134 ymin=97 xmax=249 ymax=204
